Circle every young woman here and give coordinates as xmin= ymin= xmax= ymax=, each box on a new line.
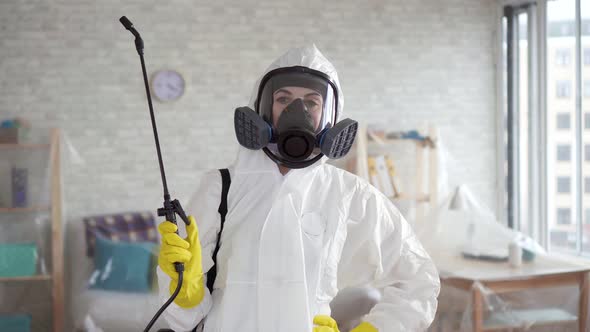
xmin=157 ymin=45 xmax=440 ymax=332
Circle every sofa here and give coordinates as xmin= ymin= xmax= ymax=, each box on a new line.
xmin=67 ymin=212 xmax=168 ymax=332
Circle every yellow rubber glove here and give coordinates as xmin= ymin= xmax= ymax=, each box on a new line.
xmin=313 ymin=315 xmax=340 ymax=332
xmin=350 ymin=322 xmax=378 ymax=332
xmin=158 ymin=216 xmax=205 ymax=308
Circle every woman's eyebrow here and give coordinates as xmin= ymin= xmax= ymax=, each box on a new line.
xmin=305 ymin=92 xmax=322 ymax=98
xmin=274 ymin=88 xmax=292 ymax=95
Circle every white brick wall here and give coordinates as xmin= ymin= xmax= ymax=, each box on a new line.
xmin=0 ymin=0 xmax=498 ymax=220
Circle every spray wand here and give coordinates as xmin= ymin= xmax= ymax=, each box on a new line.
xmin=119 ymin=16 xmax=190 ymax=332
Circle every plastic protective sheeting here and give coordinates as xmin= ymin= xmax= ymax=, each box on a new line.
xmin=59 ymin=129 xmax=169 ymax=332
xmin=0 ymin=128 xmax=60 ymax=332
xmin=431 ymin=283 xmax=585 ymax=331
xmin=0 ymin=128 xmax=156 ymax=332
xmin=416 ymin=185 xmax=590 ymax=332
xmin=330 ymin=127 xmax=589 ymax=331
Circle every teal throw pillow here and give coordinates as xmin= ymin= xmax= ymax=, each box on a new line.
xmin=90 ymin=236 xmax=156 ymax=293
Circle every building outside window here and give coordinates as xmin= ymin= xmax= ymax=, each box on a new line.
xmin=557 ymin=144 xmax=571 ymax=161
xmin=557 ymin=176 xmax=571 ymax=193
xmin=557 ymin=208 xmax=572 ymax=225
xmin=556 ymin=48 xmax=571 ymax=66
xmin=557 ymin=113 xmax=571 ymax=129
xmin=556 ymin=80 xmax=572 ymax=98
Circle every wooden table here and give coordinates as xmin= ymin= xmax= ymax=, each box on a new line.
xmin=437 ymin=253 xmax=589 ymax=331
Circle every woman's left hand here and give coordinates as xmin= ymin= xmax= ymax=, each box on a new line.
xmin=350 ymin=322 xmax=378 ymax=332
xmin=313 ymin=315 xmax=340 ymax=332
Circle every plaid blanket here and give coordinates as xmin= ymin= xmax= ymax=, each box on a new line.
xmin=83 ymin=211 xmax=158 ymax=257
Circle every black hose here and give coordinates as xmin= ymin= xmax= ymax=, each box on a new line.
xmin=143 ymin=271 xmax=183 ymax=332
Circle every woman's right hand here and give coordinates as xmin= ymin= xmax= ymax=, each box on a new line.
xmin=158 ymin=216 xmax=206 ymax=308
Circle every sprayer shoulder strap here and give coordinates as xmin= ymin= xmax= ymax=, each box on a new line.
xmin=206 ymin=168 xmax=230 ymax=294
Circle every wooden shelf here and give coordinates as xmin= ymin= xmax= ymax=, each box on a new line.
xmin=0 ymin=274 xmax=52 ymax=282
xmin=391 ymin=193 xmax=430 ymax=203
xmin=0 ymin=143 xmax=50 ymax=150
xmin=367 ymin=129 xmax=436 ymax=148
xmin=356 ymin=124 xmax=439 ymax=225
xmin=0 ymin=129 xmax=64 ymax=332
xmin=0 ymin=206 xmax=51 ymax=213
xmin=368 ymin=138 xmax=435 ymax=148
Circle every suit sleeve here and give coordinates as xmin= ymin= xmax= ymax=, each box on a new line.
xmin=156 ymin=169 xmax=223 ymax=331
xmin=337 ymin=191 xmax=440 ymax=332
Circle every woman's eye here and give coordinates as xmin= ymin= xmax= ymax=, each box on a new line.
xmin=276 ymin=96 xmax=291 ymax=104
xmin=304 ymin=99 xmax=320 ymax=109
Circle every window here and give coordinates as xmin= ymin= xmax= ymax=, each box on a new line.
xmin=556 ymin=48 xmax=571 ymax=66
xmin=557 ymin=144 xmax=571 ymax=161
xmin=556 ymin=80 xmax=572 ymax=98
xmin=557 ymin=208 xmax=572 ymax=225
xmin=557 ymin=177 xmax=571 ymax=193
xmin=557 ymin=113 xmax=570 ymax=129
xmin=502 ymin=0 xmax=590 ymax=256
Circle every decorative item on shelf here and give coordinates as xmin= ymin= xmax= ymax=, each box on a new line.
xmin=367 ymin=156 xmax=381 ymax=192
xmin=367 ymin=127 xmax=436 ymax=149
xmin=367 ymin=154 xmax=403 ymax=199
xmin=374 ymin=155 xmax=395 ymax=197
xmin=0 ymin=243 xmax=38 ymax=278
xmin=0 ymin=127 xmax=17 ymax=144
xmin=0 ymin=314 xmax=32 ymax=332
xmin=387 ymin=129 xmax=426 ymax=141
xmin=11 ymin=167 xmax=28 ymax=208
xmin=0 ymin=117 xmax=31 ymax=144
xmin=385 ymin=156 xmax=401 ymax=197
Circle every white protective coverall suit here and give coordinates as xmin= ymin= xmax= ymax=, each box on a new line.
xmin=157 ymin=45 xmax=440 ymax=332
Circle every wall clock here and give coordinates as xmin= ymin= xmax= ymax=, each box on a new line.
xmin=151 ymin=70 xmax=185 ymax=102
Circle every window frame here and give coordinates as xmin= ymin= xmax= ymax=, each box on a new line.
xmin=498 ymin=0 xmax=588 ymax=257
